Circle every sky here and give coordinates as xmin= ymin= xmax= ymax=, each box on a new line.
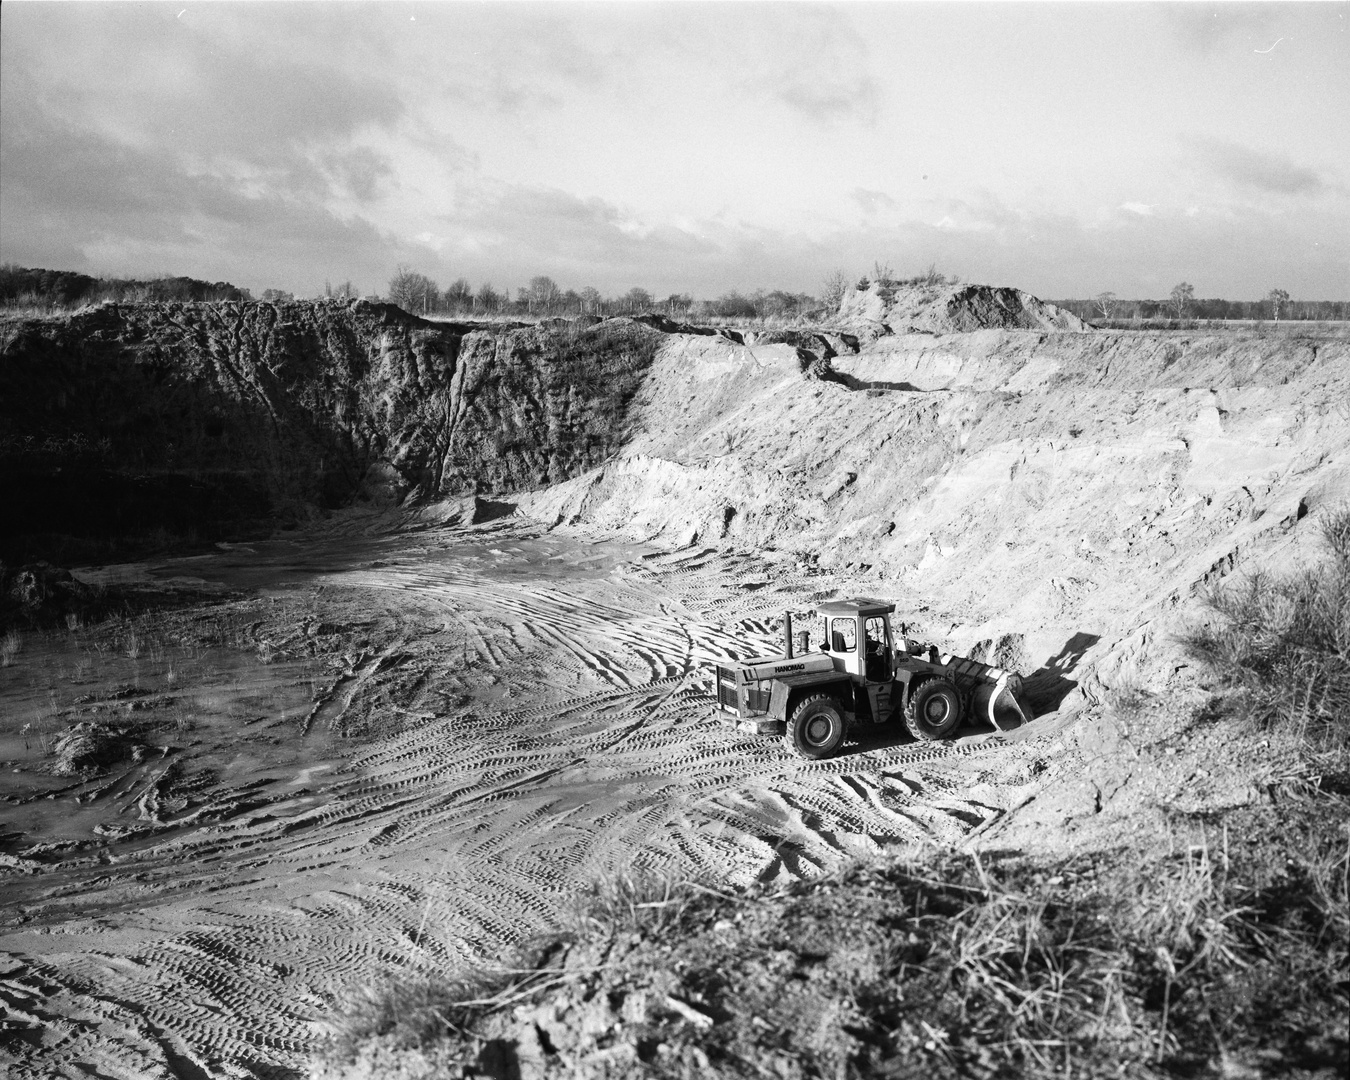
xmin=1 ymin=1 xmax=1346 ymax=301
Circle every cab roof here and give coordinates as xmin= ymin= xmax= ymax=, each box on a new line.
xmin=816 ymin=597 xmax=896 ymax=617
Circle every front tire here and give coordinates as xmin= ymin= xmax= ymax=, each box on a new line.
xmin=788 ymin=695 xmax=847 ymax=760
xmin=904 ymin=679 xmax=962 ymax=740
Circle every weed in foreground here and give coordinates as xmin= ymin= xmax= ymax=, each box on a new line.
xmin=562 ymin=869 xmax=713 ymax=941
xmin=320 ymin=970 xmax=511 ymax=1071
xmin=1 ymin=628 xmax=21 ymax=666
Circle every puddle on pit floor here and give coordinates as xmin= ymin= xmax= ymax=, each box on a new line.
xmin=0 ymin=629 xmax=337 ymax=859
xmin=2 ymin=526 xmax=660 ymax=865
xmin=77 ymin=528 xmax=656 ymax=594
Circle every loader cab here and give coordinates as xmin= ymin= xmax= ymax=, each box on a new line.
xmin=819 ymin=599 xmax=896 ymax=684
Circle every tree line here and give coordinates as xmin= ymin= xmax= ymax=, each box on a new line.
xmin=1055 ymin=285 xmax=1348 ymax=324
xmin=0 ymin=262 xmax=819 ymax=319
xmin=7 ymin=261 xmax=1342 ymax=325
xmin=385 ymin=265 xmax=819 ymax=320
xmin=0 ymin=265 xmax=252 ymax=306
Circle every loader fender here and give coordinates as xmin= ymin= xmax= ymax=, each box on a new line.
xmin=768 ymin=671 xmax=854 ymax=722
xmin=894 ymin=668 xmax=936 ymax=713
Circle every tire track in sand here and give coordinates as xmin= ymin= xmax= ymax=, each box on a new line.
xmin=0 ymin=532 xmax=1024 ymax=1078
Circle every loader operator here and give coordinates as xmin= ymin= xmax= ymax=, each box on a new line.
xmin=864 ymin=618 xmax=888 ymax=681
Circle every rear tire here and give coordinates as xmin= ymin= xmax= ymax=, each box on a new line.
xmin=788 ymin=695 xmax=847 ymax=760
xmin=904 ymin=679 xmax=962 ymax=740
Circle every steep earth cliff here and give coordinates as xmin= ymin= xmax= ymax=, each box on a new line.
xmin=0 ymin=301 xmax=657 ymax=560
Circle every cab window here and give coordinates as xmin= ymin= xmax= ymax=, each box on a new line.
xmin=829 ymin=617 xmax=857 ymax=653
xmin=864 ymin=617 xmax=889 ymax=654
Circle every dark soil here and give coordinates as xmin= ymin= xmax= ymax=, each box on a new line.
xmin=1 ymin=302 xmax=661 ymax=565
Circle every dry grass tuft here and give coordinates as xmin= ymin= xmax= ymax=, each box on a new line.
xmin=326 ymin=971 xmax=495 ymax=1055
xmin=562 ymin=868 xmax=713 ymax=940
xmin=1 ymin=628 xmax=21 ymax=666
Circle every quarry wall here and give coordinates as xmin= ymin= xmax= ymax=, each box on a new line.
xmin=5 ymin=294 xmax=1346 ymax=695
xmin=0 ymin=300 xmax=656 ymax=558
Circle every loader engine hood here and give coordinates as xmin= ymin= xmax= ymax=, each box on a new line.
xmin=738 ymin=652 xmax=836 ymax=682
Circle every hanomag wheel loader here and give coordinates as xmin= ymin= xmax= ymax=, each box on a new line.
xmin=711 ymin=598 xmax=1035 ymax=759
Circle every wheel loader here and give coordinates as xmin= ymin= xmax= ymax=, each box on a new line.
xmin=711 ymin=598 xmax=1035 ymax=759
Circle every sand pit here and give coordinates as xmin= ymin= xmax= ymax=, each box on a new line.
xmin=0 ymin=522 xmax=1039 ymax=1078
xmin=5 ymin=299 xmax=1346 ymax=1077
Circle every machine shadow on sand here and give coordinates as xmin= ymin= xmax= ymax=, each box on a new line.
xmin=1023 ymin=631 xmax=1100 ymax=715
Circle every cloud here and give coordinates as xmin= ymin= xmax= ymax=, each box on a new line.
xmin=432 ymin=192 xmax=1349 ymax=301
xmin=689 ymin=196 xmax=1348 ymax=301
xmin=5 ymin=13 xmax=403 ymax=158
xmin=403 ymin=9 xmax=622 ymax=118
xmin=1162 ymin=3 xmax=1284 ymax=55
xmin=3 ymin=4 xmax=1345 ymax=302
xmin=732 ymin=7 xmax=881 ymax=126
xmin=771 ymin=72 xmax=881 ymax=126
xmin=1189 ymin=136 xmax=1326 ymax=196
xmin=852 ymin=189 xmax=899 ymax=215
xmin=0 ymin=99 xmax=400 ymax=292
xmin=324 ymin=147 xmax=396 ymax=204
xmin=432 ymin=183 xmax=722 ymax=288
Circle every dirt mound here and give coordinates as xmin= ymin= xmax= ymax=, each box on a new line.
xmin=1 ymin=561 xmax=94 ymax=625
xmin=535 ymin=315 xmax=587 ymax=329
xmin=930 ymin=284 xmax=1089 ymax=332
xmin=50 ymin=722 xmax=140 ymax=776
xmin=835 ymin=280 xmax=1089 ymax=337
xmin=1 ymin=286 xmax=1078 ymax=566
xmin=628 ymin=312 xmax=745 ymax=343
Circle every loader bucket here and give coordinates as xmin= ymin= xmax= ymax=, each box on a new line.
xmin=988 ymin=672 xmax=1035 ymax=732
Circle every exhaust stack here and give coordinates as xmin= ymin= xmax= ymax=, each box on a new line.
xmin=784 ymin=610 xmax=794 ymax=659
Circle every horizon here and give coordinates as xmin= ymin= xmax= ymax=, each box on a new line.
xmin=2 ymin=2 xmax=1346 ymax=301
xmin=3 ymin=261 xmax=1348 ymax=307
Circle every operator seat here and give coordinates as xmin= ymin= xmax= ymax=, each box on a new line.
xmin=864 ymin=638 xmax=889 ymax=682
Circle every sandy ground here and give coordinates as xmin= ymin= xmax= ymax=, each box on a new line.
xmin=0 ymin=520 xmax=1043 ymax=1079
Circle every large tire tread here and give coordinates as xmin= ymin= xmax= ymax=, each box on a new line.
xmin=904 ymin=678 xmax=962 ymax=741
xmin=788 ymin=694 xmax=848 ymax=760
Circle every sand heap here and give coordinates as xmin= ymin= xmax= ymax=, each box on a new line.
xmin=835 ymin=280 xmax=1089 ymax=338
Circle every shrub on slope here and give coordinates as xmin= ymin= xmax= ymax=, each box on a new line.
xmin=1183 ymin=508 xmax=1350 ymax=758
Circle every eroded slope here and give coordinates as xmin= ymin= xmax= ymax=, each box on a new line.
xmin=522 ymin=324 xmax=1350 ymax=703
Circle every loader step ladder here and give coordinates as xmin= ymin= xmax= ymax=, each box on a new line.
xmin=867 ymin=681 xmax=893 ymax=723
